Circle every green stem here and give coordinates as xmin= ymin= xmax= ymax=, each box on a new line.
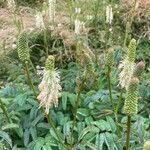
xmin=46 ymin=113 xmax=69 ymax=150
xmin=115 ymin=91 xmax=123 ymax=122
xmin=0 ymin=99 xmax=11 ymax=123
xmin=126 ymin=115 xmax=131 ymax=150
xmin=24 ymin=62 xmax=68 ymax=149
xmin=29 ymin=59 xmax=37 ymax=75
xmin=70 ymin=83 xmax=82 ymax=147
xmin=24 ymin=62 xmax=37 ymax=96
xmin=107 ymin=66 xmax=114 ymax=110
xmin=44 ymin=30 xmax=48 ymax=57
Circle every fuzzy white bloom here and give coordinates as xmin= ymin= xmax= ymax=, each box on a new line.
xmin=48 ymin=0 xmax=56 ymax=22
xmin=86 ymin=15 xmax=93 ymax=20
xmin=37 ymin=69 xmax=62 ymax=114
xmin=12 ymin=43 xmax=17 ymax=49
xmin=118 ymin=59 xmax=135 ymax=89
xmin=7 ymin=0 xmax=16 ymax=12
xmin=35 ymin=12 xmax=45 ymax=29
xmin=106 ymin=5 xmax=113 ymax=24
xmin=75 ymin=7 xmax=81 ymax=14
xmin=74 ymin=19 xmax=85 ymax=35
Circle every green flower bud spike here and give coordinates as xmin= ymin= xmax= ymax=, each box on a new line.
xmin=17 ymin=32 xmax=30 ymax=63
xmin=45 ymin=55 xmax=55 ymax=71
xmin=106 ymin=48 xmax=114 ymax=68
xmin=133 ymin=61 xmax=145 ymax=78
xmin=124 ymin=77 xmax=139 ymax=115
xmin=127 ymin=39 xmax=136 ymax=62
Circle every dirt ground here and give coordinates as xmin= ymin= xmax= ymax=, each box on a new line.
xmin=0 ymin=7 xmax=35 ymax=42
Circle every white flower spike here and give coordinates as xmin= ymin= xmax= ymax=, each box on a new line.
xmin=37 ymin=56 xmax=62 ymax=114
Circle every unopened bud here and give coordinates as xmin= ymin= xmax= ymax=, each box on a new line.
xmin=133 ymin=61 xmax=145 ymax=78
xmin=45 ymin=55 xmax=55 ymax=70
xmin=106 ymin=48 xmax=114 ymax=67
xmin=127 ymin=39 xmax=136 ymax=62
xmin=17 ymin=32 xmax=30 ymax=63
xmin=124 ymin=77 xmax=139 ymax=115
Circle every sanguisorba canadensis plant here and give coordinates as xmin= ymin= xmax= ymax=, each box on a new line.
xmin=119 ymin=38 xmax=145 ymax=150
xmin=124 ymin=77 xmax=139 ymax=150
xmin=37 ymin=55 xmax=62 ymax=115
xmin=119 ymin=39 xmax=136 ymax=90
xmin=17 ymin=33 xmax=68 ymax=149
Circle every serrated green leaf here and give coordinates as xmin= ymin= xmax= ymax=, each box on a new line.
xmin=86 ymin=143 xmax=97 ymax=150
xmin=82 ymin=132 xmax=96 ymax=143
xmin=30 ymin=106 xmax=38 ymax=120
xmin=43 ymin=143 xmax=52 ymax=150
xmin=0 ymin=131 xmax=12 ymax=148
xmin=85 ymin=116 xmax=93 ymax=125
xmin=45 ymin=135 xmax=57 ymax=146
xmin=33 ymin=138 xmax=45 ymax=150
xmin=68 ymin=93 xmax=76 ymax=107
xmin=31 ymin=114 xmax=43 ymax=126
xmin=15 ymin=127 xmax=23 ymax=138
xmin=14 ymin=93 xmax=27 ymax=106
xmin=78 ymin=126 xmax=100 ymax=141
xmin=106 ymin=116 xmax=116 ymax=132
xmin=37 ymin=123 xmax=50 ymax=130
xmin=62 ymin=92 xmax=68 ymax=110
xmin=17 ymin=104 xmax=32 ymax=111
xmin=24 ymin=129 xmax=30 ymax=147
xmin=63 ymin=122 xmax=71 ymax=137
xmin=2 ymin=123 xmax=19 ymax=130
xmin=92 ymin=120 xmax=111 ymax=131
xmin=30 ymin=127 xmax=37 ymax=140
xmin=104 ymin=132 xmax=115 ymax=150
xmin=99 ymin=133 xmax=105 ymax=150
xmin=77 ymin=122 xmax=85 ymax=135
xmin=77 ymin=108 xmax=90 ymax=117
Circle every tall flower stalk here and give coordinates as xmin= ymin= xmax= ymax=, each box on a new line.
xmin=37 ymin=55 xmax=61 ymax=114
xmin=48 ymin=0 xmax=56 ymax=24
xmin=17 ymin=33 xmax=68 ymax=149
xmin=37 ymin=55 xmax=68 ymax=149
xmin=118 ymin=38 xmax=145 ymax=149
xmin=70 ymin=76 xmax=84 ymax=148
xmin=124 ymin=78 xmax=139 ymax=150
xmin=106 ymin=48 xmax=114 ymax=110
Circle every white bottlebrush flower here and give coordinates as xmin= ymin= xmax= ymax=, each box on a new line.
xmin=86 ymin=15 xmax=93 ymax=20
xmin=119 ymin=39 xmax=137 ymax=89
xmin=75 ymin=7 xmax=81 ymax=14
xmin=7 ymin=0 xmax=16 ymax=12
xmin=74 ymin=19 xmax=85 ymax=35
xmin=106 ymin=5 xmax=113 ymax=24
xmin=37 ymin=69 xmax=62 ymax=114
xmin=48 ymin=0 xmax=56 ymax=22
xmin=35 ymin=12 xmax=45 ymax=29
xmin=118 ymin=58 xmax=135 ymax=89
